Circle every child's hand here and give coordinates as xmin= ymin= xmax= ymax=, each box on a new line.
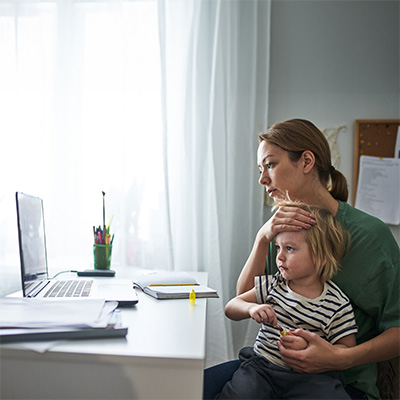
xmin=279 ymin=330 xmax=308 ymax=350
xmin=249 ymin=304 xmax=277 ymax=326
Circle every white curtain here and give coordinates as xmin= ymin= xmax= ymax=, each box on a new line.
xmin=0 ymin=0 xmax=270 ymax=366
xmin=158 ymin=0 xmax=270 ymax=365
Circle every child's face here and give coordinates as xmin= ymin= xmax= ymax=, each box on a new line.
xmin=275 ymin=230 xmax=318 ymax=284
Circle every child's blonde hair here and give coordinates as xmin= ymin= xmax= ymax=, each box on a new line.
xmin=273 ymin=199 xmax=349 ymax=282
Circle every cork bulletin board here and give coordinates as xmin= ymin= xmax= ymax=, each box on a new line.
xmin=352 ymin=119 xmax=400 ymax=205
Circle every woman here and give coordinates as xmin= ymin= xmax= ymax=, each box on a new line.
xmin=204 ymin=119 xmax=399 ymax=399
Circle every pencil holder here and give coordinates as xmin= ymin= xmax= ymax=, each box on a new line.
xmin=93 ymin=244 xmax=113 ymax=270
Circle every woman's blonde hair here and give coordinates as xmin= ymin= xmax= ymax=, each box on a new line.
xmin=259 ymin=119 xmax=349 ymax=202
xmin=273 ymin=199 xmax=349 ymax=282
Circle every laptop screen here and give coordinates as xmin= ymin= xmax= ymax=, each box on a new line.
xmin=16 ymin=192 xmax=48 ymax=296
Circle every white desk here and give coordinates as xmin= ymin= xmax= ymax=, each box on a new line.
xmin=0 ymin=270 xmax=208 ymax=399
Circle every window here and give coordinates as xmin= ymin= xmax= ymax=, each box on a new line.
xmin=0 ymin=1 xmax=169 ymax=273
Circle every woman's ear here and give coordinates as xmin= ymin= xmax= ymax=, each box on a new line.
xmin=301 ymin=151 xmax=315 ymax=174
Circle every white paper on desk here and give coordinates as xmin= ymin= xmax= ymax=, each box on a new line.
xmin=0 ymin=298 xmax=117 ymax=328
xmin=355 ymin=156 xmax=400 ymax=225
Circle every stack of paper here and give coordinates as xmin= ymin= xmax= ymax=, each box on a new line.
xmin=0 ymin=298 xmax=127 ymax=343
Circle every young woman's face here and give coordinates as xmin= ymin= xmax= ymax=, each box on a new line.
xmin=275 ymin=230 xmax=317 ymax=284
xmin=257 ymin=141 xmax=304 ymax=200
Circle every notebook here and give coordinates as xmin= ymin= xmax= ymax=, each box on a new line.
xmin=15 ymin=192 xmax=138 ymax=306
xmin=133 ymin=271 xmax=219 ymax=300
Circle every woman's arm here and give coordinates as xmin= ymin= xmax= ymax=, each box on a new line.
xmin=236 ymin=206 xmax=316 ymax=295
xmin=278 ymin=327 xmax=400 ymax=373
xmin=236 ymin=233 xmax=270 ymax=295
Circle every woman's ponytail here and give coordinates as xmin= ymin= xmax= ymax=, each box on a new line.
xmin=329 ymin=168 xmax=348 ymax=202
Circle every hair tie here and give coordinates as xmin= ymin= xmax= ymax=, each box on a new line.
xmin=329 ymin=165 xmax=335 ymax=173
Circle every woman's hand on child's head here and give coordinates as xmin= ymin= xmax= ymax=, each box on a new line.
xmin=279 ymin=330 xmax=308 ymax=350
xmin=249 ymin=304 xmax=277 ymax=326
xmin=259 ymin=206 xmax=316 ymax=244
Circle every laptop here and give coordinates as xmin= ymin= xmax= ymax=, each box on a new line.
xmin=15 ymin=192 xmax=138 ymax=306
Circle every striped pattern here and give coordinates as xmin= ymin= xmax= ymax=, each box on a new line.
xmin=254 ymin=273 xmax=358 ymax=369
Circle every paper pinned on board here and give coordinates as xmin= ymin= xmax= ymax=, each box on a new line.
xmin=355 ymin=155 xmax=400 ymax=225
xmin=395 ymin=125 xmax=400 ymax=159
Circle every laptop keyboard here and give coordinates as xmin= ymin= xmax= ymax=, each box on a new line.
xmin=44 ymin=280 xmax=93 ymax=298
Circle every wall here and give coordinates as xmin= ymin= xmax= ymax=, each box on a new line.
xmin=267 ymin=0 xmax=399 ymax=243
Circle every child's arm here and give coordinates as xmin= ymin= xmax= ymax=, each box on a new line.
xmin=280 ymin=331 xmax=357 ymax=351
xmin=225 ymin=288 xmax=277 ymax=327
xmin=334 ymin=333 xmax=357 ymax=348
xmin=280 ymin=330 xmax=308 ymax=350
